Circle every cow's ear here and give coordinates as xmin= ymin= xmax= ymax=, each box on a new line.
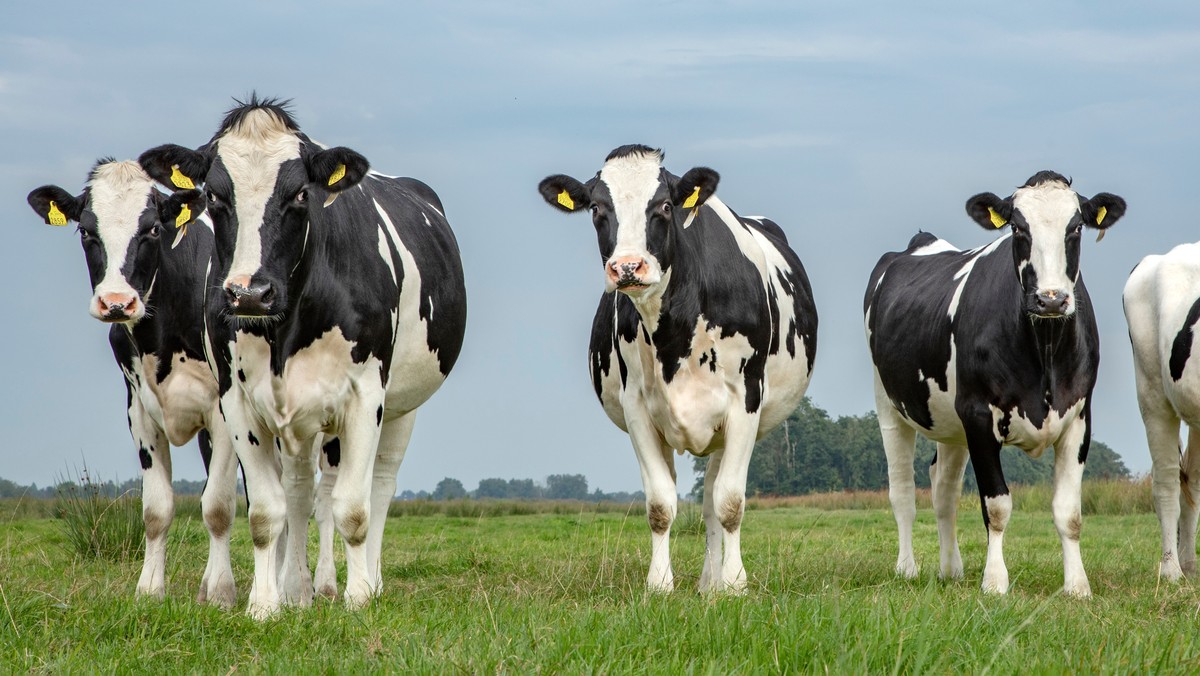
xmin=966 ymin=192 xmax=1012 ymax=230
xmin=674 ymin=167 xmax=719 ymax=209
xmin=28 ymin=185 xmax=83 ymax=226
xmin=307 ymin=147 xmax=369 ymax=193
xmin=157 ymin=189 xmax=207 ymax=249
xmin=538 ymin=174 xmax=591 ymax=213
xmin=1081 ymin=192 xmax=1126 ymax=230
xmin=138 ymin=144 xmax=210 ymax=191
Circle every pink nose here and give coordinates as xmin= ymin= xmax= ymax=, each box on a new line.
xmin=607 ymin=256 xmax=647 ymax=285
xmin=97 ymin=292 xmax=139 ymax=319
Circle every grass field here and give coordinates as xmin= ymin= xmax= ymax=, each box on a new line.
xmin=2 ymin=486 xmax=1199 ymax=672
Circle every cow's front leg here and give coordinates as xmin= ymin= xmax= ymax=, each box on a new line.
xmin=709 ymin=409 xmax=760 ymax=594
xmin=331 ymin=393 xmax=387 ymax=610
xmin=626 ymin=409 xmax=676 ymax=592
xmin=930 ymin=443 xmax=968 ymax=580
xmin=314 ymin=438 xmax=340 ymax=600
xmin=126 ymin=383 xmax=173 ymax=600
xmin=875 ymin=373 xmax=920 ymax=578
xmin=279 ymin=438 xmax=319 ymax=607
xmin=1052 ymin=416 xmax=1091 ymax=597
xmin=699 ymin=449 xmax=725 ymax=593
xmin=1139 ymin=401 xmax=1184 ymax=580
xmin=226 ymin=403 xmax=286 ymax=619
xmin=965 ymin=412 xmax=1009 ymax=594
xmin=197 ymin=412 xmax=238 ymax=609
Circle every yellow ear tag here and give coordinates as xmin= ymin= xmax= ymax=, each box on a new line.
xmin=557 ymin=190 xmax=575 ymax=211
xmin=176 ymin=203 xmax=192 ymax=229
xmin=1095 ymin=206 xmax=1107 ymax=226
xmin=328 ymin=163 xmax=346 ymax=187
xmin=683 ymin=186 xmax=701 ymax=209
xmin=47 ymin=201 xmax=68 ymax=226
xmin=988 ymin=207 xmax=1007 ymax=228
xmin=170 ymin=165 xmax=195 ymax=190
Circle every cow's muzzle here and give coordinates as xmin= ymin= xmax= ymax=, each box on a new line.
xmin=224 ymin=276 xmax=277 ymax=316
xmin=1032 ymin=289 xmax=1072 ymax=318
xmin=93 ymin=292 xmax=141 ymax=323
xmin=606 ymin=256 xmax=651 ymax=291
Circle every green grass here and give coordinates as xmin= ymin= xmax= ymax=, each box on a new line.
xmin=1 ymin=488 xmax=1197 ymax=672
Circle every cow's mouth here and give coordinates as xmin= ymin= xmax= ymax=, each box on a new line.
xmin=616 ymin=280 xmax=649 ymax=291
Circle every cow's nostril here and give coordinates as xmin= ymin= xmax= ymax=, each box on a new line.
xmin=260 ymin=285 xmax=276 ymax=305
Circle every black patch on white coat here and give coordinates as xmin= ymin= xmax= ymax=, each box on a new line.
xmin=1169 ymin=297 xmax=1200 ymax=381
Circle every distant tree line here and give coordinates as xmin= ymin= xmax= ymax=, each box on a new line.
xmin=692 ymin=397 xmax=1131 ymax=498
xmin=0 ymin=475 xmax=216 ymax=500
xmin=403 ymin=474 xmax=645 ymax=503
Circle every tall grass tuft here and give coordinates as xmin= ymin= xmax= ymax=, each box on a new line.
xmin=55 ymin=466 xmax=144 ymax=561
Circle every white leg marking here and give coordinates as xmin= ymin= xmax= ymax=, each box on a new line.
xmin=699 ymin=450 xmax=725 ymax=592
xmin=1051 ymin=418 xmax=1091 ymax=597
xmin=982 ymin=494 xmax=1011 ymax=594
xmin=875 ymin=371 xmax=920 ymax=578
xmin=198 ymin=408 xmax=238 ymax=608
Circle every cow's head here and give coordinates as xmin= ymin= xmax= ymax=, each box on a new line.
xmin=539 ymin=145 xmax=719 ymax=296
xmin=138 ymin=96 xmax=368 ymax=321
xmin=965 ymin=171 xmax=1126 ymax=318
xmin=28 ymin=160 xmax=205 ymax=323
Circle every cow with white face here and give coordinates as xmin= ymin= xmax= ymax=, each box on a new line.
xmin=27 ymin=160 xmax=240 ymax=607
xmin=1124 ymin=238 xmax=1200 ymax=581
xmin=139 ymin=96 xmax=467 ymax=618
xmin=865 ymin=171 xmax=1126 ymax=596
xmin=539 ymin=145 xmax=817 ymax=592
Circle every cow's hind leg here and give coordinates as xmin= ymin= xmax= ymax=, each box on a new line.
xmin=875 ymin=373 xmax=920 ymax=578
xmin=279 ymin=439 xmax=319 ymax=607
xmin=197 ymin=414 xmax=238 ymax=609
xmin=708 ymin=408 xmax=761 ymax=593
xmin=1141 ymin=403 xmax=1184 ymax=580
xmin=366 ymin=411 xmax=416 ymax=592
xmin=1179 ymin=425 xmax=1200 ymax=575
xmin=699 ymin=450 xmax=724 ymax=593
xmin=1051 ymin=417 xmax=1091 ymax=597
xmin=930 ymin=443 xmax=968 ymax=580
xmin=314 ymin=438 xmax=340 ymax=600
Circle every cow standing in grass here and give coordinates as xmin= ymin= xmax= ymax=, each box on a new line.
xmin=1124 ymin=241 xmax=1200 ymax=580
xmin=539 ymin=145 xmax=817 ymax=592
xmin=27 ymin=161 xmax=239 ymax=607
xmin=140 ymin=97 xmax=467 ymax=618
xmin=864 ymin=171 xmax=1125 ymax=595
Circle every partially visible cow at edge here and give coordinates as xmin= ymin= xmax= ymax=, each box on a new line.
xmin=864 ymin=171 xmax=1126 ymax=596
xmin=139 ymin=96 xmax=467 ymax=618
xmin=27 ymin=160 xmax=239 ymax=606
xmin=538 ymin=145 xmax=817 ymax=592
xmin=1124 ymin=239 xmax=1200 ymax=580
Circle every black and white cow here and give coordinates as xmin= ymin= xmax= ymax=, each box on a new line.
xmin=27 ymin=160 xmax=240 ymax=606
xmin=139 ymin=97 xmax=467 ymax=618
xmin=539 ymin=145 xmax=817 ymax=592
xmin=864 ymin=171 xmax=1126 ymax=596
xmin=1124 ymin=241 xmax=1200 ymax=580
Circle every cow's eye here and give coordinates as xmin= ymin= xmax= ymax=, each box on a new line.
xmin=661 ymin=201 xmax=672 ymax=215
xmin=295 ymin=189 xmax=306 ymax=204
xmin=148 ymin=224 xmax=161 ymax=239
xmin=206 ymin=189 xmax=220 ymax=206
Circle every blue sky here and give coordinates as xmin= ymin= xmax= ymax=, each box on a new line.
xmin=3 ymin=1 xmax=1199 ymax=492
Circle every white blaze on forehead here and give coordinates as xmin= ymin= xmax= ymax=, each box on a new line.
xmin=216 ymin=109 xmax=302 ymax=283
xmin=88 ymin=161 xmax=157 ymax=296
xmin=1011 ymin=180 xmax=1080 ymax=293
xmin=599 ymin=149 xmax=665 ymax=264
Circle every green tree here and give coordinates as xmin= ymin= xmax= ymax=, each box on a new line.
xmin=432 ymin=477 xmax=467 ymax=501
xmin=545 ymin=474 xmax=589 ymax=500
xmin=475 ymin=478 xmax=511 ymax=499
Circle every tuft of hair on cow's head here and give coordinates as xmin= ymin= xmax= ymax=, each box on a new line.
xmin=965 ymin=192 xmax=1014 ymax=231
xmin=27 ymin=185 xmax=84 ymax=226
xmin=138 ymin=144 xmax=212 ymax=193
xmin=538 ymin=174 xmax=592 ymax=214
